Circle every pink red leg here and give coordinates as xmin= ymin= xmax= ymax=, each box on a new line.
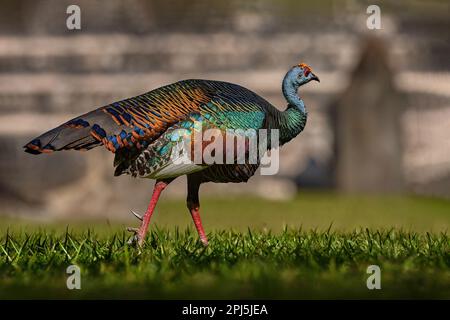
xmin=187 ymin=175 xmax=208 ymax=246
xmin=188 ymin=203 xmax=208 ymax=246
xmin=129 ymin=179 xmax=171 ymax=246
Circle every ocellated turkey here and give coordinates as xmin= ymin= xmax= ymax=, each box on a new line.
xmin=24 ymin=63 xmax=319 ymax=246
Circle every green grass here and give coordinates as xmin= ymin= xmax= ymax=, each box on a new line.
xmin=0 ymin=193 xmax=449 ymax=299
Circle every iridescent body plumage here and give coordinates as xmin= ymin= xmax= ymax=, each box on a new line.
xmin=24 ymin=64 xmax=319 ymax=246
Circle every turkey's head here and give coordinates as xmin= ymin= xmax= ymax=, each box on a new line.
xmin=288 ymin=63 xmax=320 ymax=87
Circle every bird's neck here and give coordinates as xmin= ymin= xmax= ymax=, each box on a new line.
xmin=278 ymin=80 xmax=308 ymax=145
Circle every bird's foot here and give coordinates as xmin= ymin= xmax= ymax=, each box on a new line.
xmin=200 ymin=238 xmax=209 ymax=247
xmin=127 ymin=210 xmax=145 ymax=247
xmin=126 ymin=227 xmax=142 ymax=246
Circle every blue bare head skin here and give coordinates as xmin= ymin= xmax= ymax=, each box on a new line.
xmin=282 ymin=63 xmax=319 ymax=111
xmin=283 ymin=63 xmax=319 ymax=92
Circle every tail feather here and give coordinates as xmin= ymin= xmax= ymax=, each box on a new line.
xmin=23 ymin=108 xmax=123 ymax=155
xmin=23 ymin=80 xmax=216 ymax=156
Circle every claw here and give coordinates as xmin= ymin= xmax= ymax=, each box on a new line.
xmin=127 ymin=234 xmax=138 ymax=245
xmin=126 ymin=227 xmax=141 ymax=246
xmin=130 ymin=210 xmax=143 ymax=221
xmin=127 ymin=211 xmax=144 ymax=247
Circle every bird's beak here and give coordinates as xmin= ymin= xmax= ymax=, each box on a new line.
xmin=311 ymin=73 xmax=320 ymax=83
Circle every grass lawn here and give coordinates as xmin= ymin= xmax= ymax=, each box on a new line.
xmin=0 ymin=193 xmax=449 ymax=299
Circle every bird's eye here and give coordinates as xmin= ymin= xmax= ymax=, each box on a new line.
xmin=304 ymin=69 xmax=311 ymax=77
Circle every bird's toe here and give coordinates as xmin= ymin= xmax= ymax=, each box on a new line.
xmin=126 ymin=227 xmax=142 ymax=246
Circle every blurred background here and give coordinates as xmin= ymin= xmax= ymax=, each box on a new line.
xmin=0 ymin=0 xmax=449 ymax=230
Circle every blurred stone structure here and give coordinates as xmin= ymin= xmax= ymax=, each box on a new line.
xmin=0 ymin=0 xmax=449 ymax=218
xmin=333 ymin=38 xmax=406 ymax=193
